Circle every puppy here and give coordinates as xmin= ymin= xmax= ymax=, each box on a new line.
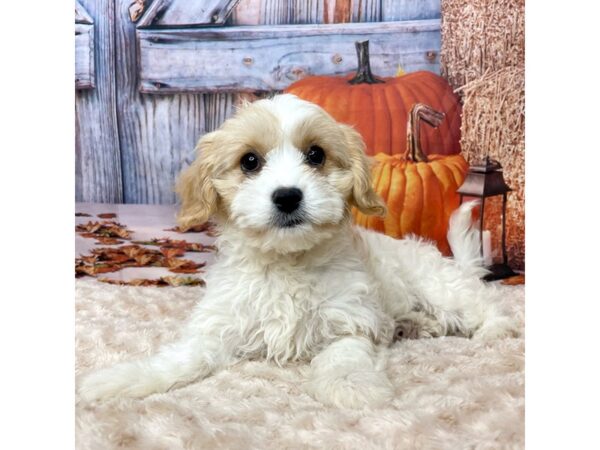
xmin=79 ymin=94 xmax=517 ymax=408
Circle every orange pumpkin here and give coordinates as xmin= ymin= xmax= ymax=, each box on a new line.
xmin=285 ymin=41 xmax=462 ymax=157
xmin=353 ymin=104 xmax=469 ymax=255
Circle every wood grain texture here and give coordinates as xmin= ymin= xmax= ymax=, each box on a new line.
xmin=75 ymin=23 xmax=95 ymax=89
xmin=324 ymin=0 xmax=351 ymax=23
xmin=137 ymin=0 xmax=240 ymax=27
xmin=232 ymin=0 xmax=323 ymax=25
xmin=75 ymin=0 xmax=123 ymax=203
xmin=207 ymin=0 xmax=323 ymax=135
xmin=75 ymin=0 xmax=93 ymax=24
xmin=351 ymin=0 xmax=381 ymax=22
xmin=76 ymin=0 xmax=445 ymax=203
xmin=137 ymin=20 xmax=441 ymax=93
xmin=381 ymin=0 xmax=440 ymax=21
xmin=116 ymin=0 xmax=207 ymax=204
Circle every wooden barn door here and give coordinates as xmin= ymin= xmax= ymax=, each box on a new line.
xmin=75 ymin=0 xmax=441 ymax=204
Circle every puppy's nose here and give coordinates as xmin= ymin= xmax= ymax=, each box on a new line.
xmin=272 ymin=187 xmax=303 ymax=214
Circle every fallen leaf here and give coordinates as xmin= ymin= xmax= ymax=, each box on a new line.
xmin=134 ymin=253 xmax=160 ymax=266
xmin=98 ymin=276 xmax=205 ymax=287
xmin=76 ymin=221 xmax=132 ymax=240
xmin=97 ymin=213 xmax=117 ymax=219
xmin=132 ymin=238 xmax=215 ymax=253
xmin=75 ymin=243 xmax=205 ymax=278
xmin=75 ymin=259 xmax=121 ymax=276
xmin=76 ymin=212 xmax=92 ymax=217
xmin=165 ymin=222 xmax=218 ymax=236
xmin=162 ymin=276 xmax=206 ymax=287
xmin=94 ymin=236 xmax=123 ymax=245
xmin=119 ymin=244 xmax=149 ymax=259
xmin=501 ymin=274 xmax=525 ymax=285
xmin=164 ymin=258 xmax=205 ymax=274
xmin=159 ymin=247 xmax=186 ymax=258
xmin=79 ymin=232 xmax=99 ymax=239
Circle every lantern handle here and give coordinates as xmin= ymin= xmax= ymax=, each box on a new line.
xmin=405 ymin=103 xmax=445 ymax=163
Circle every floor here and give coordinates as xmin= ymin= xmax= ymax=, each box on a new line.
xmin=75 ymin=203 xmax=217 ymax=284
xmin=75 ymin=203 xmax=524 ymax=448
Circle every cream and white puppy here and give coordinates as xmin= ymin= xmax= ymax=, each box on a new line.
xmin=79 ymin=94 xmax=517 ymax=408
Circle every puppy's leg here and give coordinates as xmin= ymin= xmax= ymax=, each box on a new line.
xmin=78 ymin=333 xmax=232 ymax=402
xmin=393 ymin=310 xmax=445 ymax=340
xmin=307 ymin=336 xmax=393 ymax=409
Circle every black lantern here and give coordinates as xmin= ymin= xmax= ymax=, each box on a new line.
xmin=457 ymin=157 xmax=516 ymax=281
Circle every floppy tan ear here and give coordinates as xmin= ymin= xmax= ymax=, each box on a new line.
xmin=175 ymin=132 xmax=219 ymax=230
xmin=341 ymin=125 xmax=387 ymax=217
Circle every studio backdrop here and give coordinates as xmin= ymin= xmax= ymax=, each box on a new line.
xmin=75 ymin=0 xmax=524 ymax=270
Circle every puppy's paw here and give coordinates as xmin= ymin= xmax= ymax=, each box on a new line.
xmin=473 ymin=316 xmax=520 ymax=341
xmin=394 ymin=312 xmax=443 ymax=340
xmin=309 ymin=371 xmax=394 ymax=409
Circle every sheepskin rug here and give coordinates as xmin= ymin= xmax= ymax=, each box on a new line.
xmin=75 ymin=279 xmax=524 ymax=449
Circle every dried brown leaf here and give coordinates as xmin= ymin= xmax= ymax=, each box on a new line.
xmin=94 ymin=236 xmax=123 ymax=245
xmin=98 ymin=276 xmax=205 ymax=287
xmin=501 ymin=274 xmax=525 ymax=285
xmin=133 ymin=238 xmax=215 ymax=253
xmin=165 ymin=222 xmax=218 ymax=236
xmin=76 ymin=221 xmax=132 ymax=240
xmin=159 ymin=247 xmax=186 ymax=258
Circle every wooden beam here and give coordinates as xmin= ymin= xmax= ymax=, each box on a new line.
xmin=381 ymin=0 xmax=441 ymax=21
xmin=75 ymin=0 xmax=93 ymax=24
xmin=75 ymin=0 xmax=122 ymax=203
xmin=137 ymin=0 xmax=241 ymax=28
xmin=137 ymin=19 xmax=441 ymax=94
xmin=75 ymin=23 xmax=95 ymax=89
xmin=115 ymin=0 xmax=208 ymax=204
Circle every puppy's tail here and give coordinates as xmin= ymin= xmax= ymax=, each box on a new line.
xmin=447 ymin=201 xmax=489 ymax=278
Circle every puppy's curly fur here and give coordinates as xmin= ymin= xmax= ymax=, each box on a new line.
xmin=79 ymin=95 xmax=517 ymax=408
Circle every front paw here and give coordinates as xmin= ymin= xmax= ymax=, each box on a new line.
xmin=473 ymin=316 xmax=520 ymax=341
xmin=308 ymin=371 xmax=394 ymax=409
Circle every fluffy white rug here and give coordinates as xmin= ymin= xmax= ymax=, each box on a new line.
xmin=75 ymin=279 xmax=524 ymax=449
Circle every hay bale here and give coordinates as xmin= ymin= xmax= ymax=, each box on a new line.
xmin=458 ymin=66 xmax=525 ymax=270
xmin=441 ymin=0 xmax=524 ymax=94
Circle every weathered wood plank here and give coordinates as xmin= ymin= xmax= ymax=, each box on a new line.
xmin=381 ymin=0 xmax=440 ymax=21
xmin=75 ymin=0 xmax=93 ymax=24
xmin=75 ymin=23 xmax=95 ymax=89
xmin=233 ymin=0 xmax=323 ymax=25
xmin=351 ymin=0 xmax=381 ymax=22
xmin=75 ymin=0 xmax=122 ymax=203
xmin=323 ymin=0 xmax=351 ymax=23
xmin=137 ymin=0 xmax=241 ymax=27
xmin=137 ymin=19 xmax=441 ymax=93
xmin=116 ymin=0 xmax=207 ymax=204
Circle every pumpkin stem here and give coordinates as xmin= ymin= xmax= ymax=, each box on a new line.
xmin=348 ymin=40 xmax=385 ymax=85
xmin=405 ymin=104 xmax=445 ymax=163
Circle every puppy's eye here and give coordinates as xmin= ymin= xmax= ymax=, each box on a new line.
xmin=240 ymin=152 xmax=261 ymax=173
xmin=306 ymin=146 xmax=325 ymax=166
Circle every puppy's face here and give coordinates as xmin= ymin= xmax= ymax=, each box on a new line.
xmin=176 ymin=94 xmax=385 ymax=253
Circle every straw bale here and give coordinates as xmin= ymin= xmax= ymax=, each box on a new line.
xmin=441 ymin=0 xmax=525 ymax=94
xmin=459 ymin=66 xmax=525 ymax=270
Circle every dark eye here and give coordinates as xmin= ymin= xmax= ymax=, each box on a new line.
xmin=240 ymin=152 xmax=261 ymax=173
xmin=306 ymin=146 xmax=325 ymax=166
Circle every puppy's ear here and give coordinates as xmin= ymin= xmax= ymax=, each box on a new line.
xmin=176 ymin=132 xmax=219 ymax=230
xmin=342 ymin=125 xmax=387 ymax=217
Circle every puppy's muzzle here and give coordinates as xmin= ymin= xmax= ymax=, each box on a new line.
xmin=272 ymin=187 xmax=303 ymax=214
xmin=272 ymin=187 xmax=305 ymax=228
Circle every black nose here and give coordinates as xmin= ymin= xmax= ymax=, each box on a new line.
xmin=272 ymin=187 xmax=303 ymax=214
